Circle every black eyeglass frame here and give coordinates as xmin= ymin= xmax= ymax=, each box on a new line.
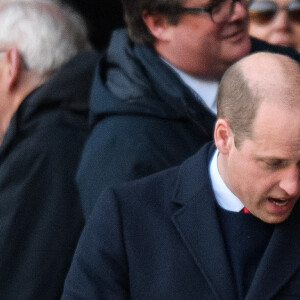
xmin=178 ymin=0 xmax=250 ymax=24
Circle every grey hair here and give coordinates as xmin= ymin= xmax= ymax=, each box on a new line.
xmin=0 ymin=0 xmax=90 ymax=76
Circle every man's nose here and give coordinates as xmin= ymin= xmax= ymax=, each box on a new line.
xmin=279 ymin=166 xmax=300 ymax=197
xmin=229 ymin=0 xmax=248 ymax=22
xmin=272 ymin=10 xmax=291 ymax=30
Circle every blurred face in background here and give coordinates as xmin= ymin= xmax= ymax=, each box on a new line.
xmin=146 ymin=0 xmax=251 ymax=79
xmin=249 ymin=0 xmax=300 ymax=52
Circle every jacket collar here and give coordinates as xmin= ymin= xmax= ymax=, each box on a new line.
xmin=0 ymin=89 xmax=38 ymax=157
xmin=91 ymin=29 xmax=216 ymax=138
xmin=134 ymin=43 xmax=216 ymax=137
xmin=0 ymin=51 xmax=97 ymax=157
xmin=171 ymin=142 xmax=300 ymax=300
xmin=171 ymin=143 xmax=238 ymax=300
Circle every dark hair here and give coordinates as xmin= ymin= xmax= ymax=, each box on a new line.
xmin=121 ymin=0 xmax=183 ymax=46
xmin=217 ymin=63 xmax=259 ymax=149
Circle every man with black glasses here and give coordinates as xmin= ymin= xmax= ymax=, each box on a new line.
xmin=77 ymin=0 xmax=300 ymax=218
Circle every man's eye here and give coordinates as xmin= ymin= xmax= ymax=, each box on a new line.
xmin=265 ymin=160 xmax=283 ymax=168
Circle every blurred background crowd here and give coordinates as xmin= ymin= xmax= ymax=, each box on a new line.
xmin=64 ymin=0 xmax=300 ymax=53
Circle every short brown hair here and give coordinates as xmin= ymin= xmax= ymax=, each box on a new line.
xmin=121 ymin=0 xmax=183 ymax=46
xmin=217 ymin=62 xmax=259 ymax=148
xmin=217 ymin=52 xmax=300 ymax=148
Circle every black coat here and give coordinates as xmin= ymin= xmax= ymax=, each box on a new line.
xmin=63 ymin=142 xmax=300 ymax=299
xmin=0 ymin=50 xmax=100 ymax=300
xmin=77 ymin=29 xmax=300 ymax=218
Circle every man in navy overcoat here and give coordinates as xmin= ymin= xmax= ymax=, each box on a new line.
xmin=62 ymin=53 xmax=300 ymax=299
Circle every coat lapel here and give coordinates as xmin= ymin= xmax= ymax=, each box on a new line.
xmin=246 ymin=203 xmax=300 ymax=300
xmin=171 ymin=144 xmax=238 ymax=300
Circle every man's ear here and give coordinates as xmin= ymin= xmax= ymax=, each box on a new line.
xmin=5 ymin=47 xmax=22 ymax=90
xmin=214 ymin=119 xmax=233 ymax=154
xmin=142 ymin=10 xmax=173 ymax=41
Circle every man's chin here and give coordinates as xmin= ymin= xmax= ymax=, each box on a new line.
xmin=256 ymin=206 xmax=295 ymax=224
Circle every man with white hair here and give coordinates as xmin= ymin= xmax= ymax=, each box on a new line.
xmin=0 ymin=0 xmax=99 ymax=298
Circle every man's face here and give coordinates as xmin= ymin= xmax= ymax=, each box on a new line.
xmin=157 ymin=0 xmax=251 ymax=79
xmin=224 ymin=101 xmax=300 ymax=223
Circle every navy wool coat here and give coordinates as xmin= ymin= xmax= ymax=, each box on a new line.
xmin=62 ymin=143 xmax=300 ymax=300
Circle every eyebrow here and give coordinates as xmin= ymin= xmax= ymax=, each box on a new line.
xmin=255 ymin=156 xmax=287 ymax=162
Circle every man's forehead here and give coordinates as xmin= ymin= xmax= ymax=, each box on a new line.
xmin=251 ymin=100 xmax=300 ymax=146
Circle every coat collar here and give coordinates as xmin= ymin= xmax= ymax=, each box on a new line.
xmin=171 ymin=143 xmax=238 ymax=300
xmin=0 ymin=51 xmax=97 ymax=158
xmin=171 ymin=142 xmax=300 ymax=300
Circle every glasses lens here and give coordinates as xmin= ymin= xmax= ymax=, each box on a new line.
xmin=288 ymin=0 xmax=300 ymax=22
xmin=249 ymin=1 xmax=277 ymax=24
xmin=212 ymin=0 xmax=236 ymax=23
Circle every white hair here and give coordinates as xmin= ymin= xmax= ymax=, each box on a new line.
xmin=0 ymin=0 xmax=90 ymax=76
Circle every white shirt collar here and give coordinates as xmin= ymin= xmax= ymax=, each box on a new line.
xmin=209 ymin=149 xmax=244 ymax=212
xmin=161 ymin=58 xmax=219 ymax=115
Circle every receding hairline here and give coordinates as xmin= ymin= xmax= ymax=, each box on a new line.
xmin=219 ymin=52 xmax=300 ymax=114
xmin=238 ymin=52 xmax=300 ymax=105
xmin=216 ymin=52 xmax=300 ymax=148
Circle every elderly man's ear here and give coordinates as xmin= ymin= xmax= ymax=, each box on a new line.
xmin=142 ymin=10 xmax=174 ymax=41
xmin=214 ymin=119 xmax=233 ymax=154
xmin=4 ymin=47 xmax=22 ymax=90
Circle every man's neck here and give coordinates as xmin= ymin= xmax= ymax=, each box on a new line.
xmin=209 ymin=150 xmax=244 ymax=212
xmin=162 ymin=57 xmax=219 ymax=114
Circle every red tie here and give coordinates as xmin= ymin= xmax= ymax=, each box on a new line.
xmin=242 ymin=207 xmax=251 ymax=214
